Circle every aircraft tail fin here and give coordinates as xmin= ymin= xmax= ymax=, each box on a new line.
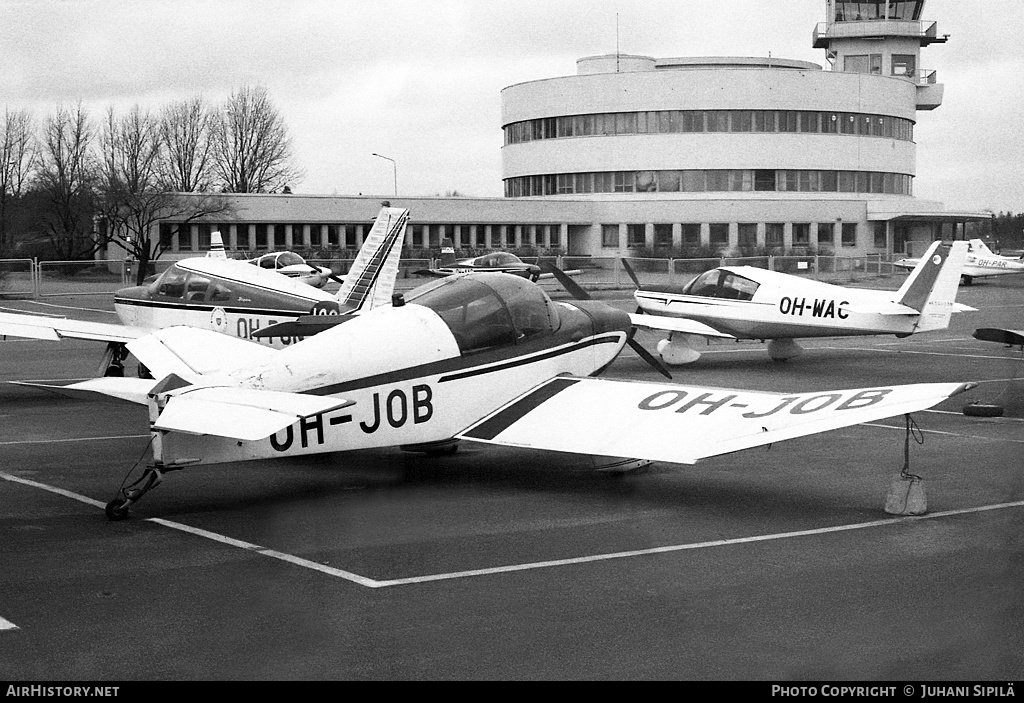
xmin=967 ymin=238 xmax=992 ymax=256
xmin=336 ymin=206 xmax=411 ymax=313
xmin=207 ymin=231 xmax=228 ymax=259
xmin=894 ymin=240 xmax=969 ymax=333
xmin=439 ymin=237 xmax=456 ymax=267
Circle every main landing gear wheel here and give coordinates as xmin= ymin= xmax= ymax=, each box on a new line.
xmin=105 ymin=497 xmax=130 ymax=521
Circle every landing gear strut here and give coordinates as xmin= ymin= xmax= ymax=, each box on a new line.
xmin=105 ymin=467 xmax=163 ymax=521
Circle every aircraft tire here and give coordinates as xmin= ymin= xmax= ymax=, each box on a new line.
xmin=962 ymin=402 xmax=1003 ymax=418
xmin=105 ymin=498 xmax=131 ymax=521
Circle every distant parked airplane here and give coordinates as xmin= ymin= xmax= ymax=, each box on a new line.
xmin=895 ymin=239 xmax=1024 ymax=285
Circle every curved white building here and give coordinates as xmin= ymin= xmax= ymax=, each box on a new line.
xmin=499 ymin=0 xmax=986 ymax=257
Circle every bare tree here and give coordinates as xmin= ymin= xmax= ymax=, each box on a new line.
xmin=159 ymin=97 xmax=215 ymax=192
xmin=34 ymin=103 xmax=99 ymax=260
xmin=97 ymin=104 xmax=232 ymax=284
xmin=0 ymin=108 xmax=35 ymax=252
xmin=211 ymin=86 xmax=302 ymax=193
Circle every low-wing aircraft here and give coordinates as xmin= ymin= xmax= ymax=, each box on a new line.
xmin=973 ymin=327 xmax=1024 ymax=349
xmin=14 ymin=271 xmax=972 ymax=520
xmin=618 ymin=240 xmax=972 ymax=365
xmin=247 ymin=250 xmax=337 ymax=289
xmin=414 ymin=238 xmax=580 ymax=282
xmin=0 ymin=205 xmax=410 ymax=374
xmin=894 ymin=239 xmax=1024 ymax=285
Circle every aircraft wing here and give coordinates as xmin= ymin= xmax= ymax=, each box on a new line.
xmin=974 ymin=327 xmax=1024 ymax=346
xmin=11 ymin=377 xmax=158 ymax=405
xmin=0 ymin=311 xmax=147 ymax=344
xmin=153 ymin=385 xmax=354 ymax=441
xmin=628 ymin=313 xmax=735 ymax=339
xmin=458 ymin=376 xmax=973 ymax=465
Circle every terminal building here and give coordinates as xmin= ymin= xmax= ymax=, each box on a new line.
xmin=152 ymin=0 xmax=989 ymax=260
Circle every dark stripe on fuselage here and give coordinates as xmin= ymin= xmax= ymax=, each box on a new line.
xmin=304 ymin=333 xmax=623 ymax=396
xmin=113 ymin=298 xmax=306 ymax=318
xmin=461 ymin=377 xmax=580 ymax=440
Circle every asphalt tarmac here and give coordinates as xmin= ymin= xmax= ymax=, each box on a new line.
xmin=1 ymin=275 xmax=1022 ymax=680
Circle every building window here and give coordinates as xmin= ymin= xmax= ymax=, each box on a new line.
xmin=658 ymin=171 xmax=680 ymax=192
xmin=255 ymin=223 xmax=269 ymax=250
xmin=754 ymin=170 xmax=776 ymax=191
xmin=738 ymin=223 xmax=757 ymax=248
xmin=793 ymin=223 xmax=811 ymax=247
xmin=601 ymin=224 xmax=619 ymax=248
xmin=842 ymin=223 xmax=858 ymax=247
xmin=654 ymin=224 xmax=673 ymax=248
xmin=627 ymin=224 xmax=645 ymax=248
xmin=681 ymin=223 xmax=701 ymax=246
xmin=873 ymin=222 xmax=888 ymax=248
xmin=817 ymin=223 xmax=835 ymax=249
xmin=709 ymin=223 xmax=729 ymax=249
xmin=766 ymin=223 xmax=785 ymax=249
xmin=844 ymin=54 xmax=882 ymax=74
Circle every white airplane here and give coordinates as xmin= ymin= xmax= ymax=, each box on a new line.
xmin=13 ymin=271 xmax=973 ymax=520
xmin=247 ymin=251 xmax=337 ymax=289
xmin=620 ymin=240 xmax=972 ymax=365
xmin=894 ymin=239 xmax=1024 ymax=285
xmin=0 ymin=206 xmax=410 ymax=375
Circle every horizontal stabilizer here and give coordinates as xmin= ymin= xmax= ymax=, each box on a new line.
xmin=11 ymin=377 xmax=157 ymax=405
xmin=974 ymin=327 xmax=1024 ymax=346
xmin=628 ymin=313 xmax=735 ymax=339
xmin=155 ymin=385 xmax=354 ymax=440
xmin=127 ymin=326 xmax=278 ymax=380
xmin=0 ymin=311 xmax=145 ymax=343
xmin=459 ymin=376 xmax=973 ymax=466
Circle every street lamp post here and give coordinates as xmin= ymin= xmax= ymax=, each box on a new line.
xmin=372 ymin=153 xmax=397 ymax=197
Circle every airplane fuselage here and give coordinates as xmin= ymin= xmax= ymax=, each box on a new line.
xmin=635 ymin=282 xmax=917 ymax=339
xmin=114 ymin=259 xmax=338 ymax=349
xmin=157 ymin=295 xmax=630 ymax=466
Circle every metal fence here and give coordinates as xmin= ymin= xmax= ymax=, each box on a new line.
xmin=0 ymin=253 xmax=904 ymax=300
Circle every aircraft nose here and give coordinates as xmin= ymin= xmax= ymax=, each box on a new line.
xmin=114 ymin=284 xmax=150 ymax=301
xmin=570 ymin=300 xmax=632 ymax=337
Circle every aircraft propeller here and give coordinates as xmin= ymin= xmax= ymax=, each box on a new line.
xmin=538 ymin=262 xmax=672 ymax=380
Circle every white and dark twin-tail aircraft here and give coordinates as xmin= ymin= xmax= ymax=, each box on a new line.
xmin=894 ymin=239 xmax=1024 ymax=285
xmin=415 ymin=238 xmax=544 ymax=281
xmin=620 ymin=240 xmax=972 ymax=365
xmin=246 ymin=250 xmax=337 ymax=289
xmin=13 ymin=268 xmax=973 ymax=520
xmin=0 ymin=205 xmax=410 ymax=374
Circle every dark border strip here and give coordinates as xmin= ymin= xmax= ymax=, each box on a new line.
xmin=461 ymin=377 xmax=580 ymax=440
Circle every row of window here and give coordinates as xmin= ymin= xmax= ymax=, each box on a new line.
xmin=504 ymin=109 xmax=914 ymax=145
xmin=835 ymin=1 xmax=923 ymax=22
xmin=160 ymin=221 xmax=563 ymax=253
xmin=505 ymin=170 xmax=913 ymax=197
xmin=602 ymin=221 xmax=889 ymax=250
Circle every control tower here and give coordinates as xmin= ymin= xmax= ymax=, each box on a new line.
xmin=813 ymin=0 xmax=948 ymax=109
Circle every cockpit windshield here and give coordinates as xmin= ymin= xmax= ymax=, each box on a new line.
xmin=476 ymin=252 xmax=523 ymax=267
xmin=681 ymin=269 xmax=759 ymax=300
xmin=406 ymin=272 xmax=559 ymax=354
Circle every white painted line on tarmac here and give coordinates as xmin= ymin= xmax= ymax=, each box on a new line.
xmin=0 ymin=616 xmax=19 ymax=631
xmin=1 ymin=473 xmax=107 ymax=510
xmin=863 ymin=422 xmax=1024 ymax=444
xmin=4 ymin=470 xmax=1024 ymax=590
xmin=0 ymin=435 xmax=149 ymax=446
xmin=377 ymin=500 xmax=1024 ymax=587
xmin=820 ymin=346 xmax=1015 ymax=361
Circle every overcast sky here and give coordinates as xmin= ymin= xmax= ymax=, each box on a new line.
xmin=2 ymin=0 xmax=1021 ymax=213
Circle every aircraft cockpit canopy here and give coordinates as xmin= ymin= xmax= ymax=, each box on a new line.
xmin=406 ymin=272 xmax=560 ymax=354
xmin=475 ymin=252 xmax=523 ymax=268
xmin=681 ymin=269 xmax=759 ymax=301
xmin=146 ymin=263 xmax=232 ymax=303
xmin=253 ymin=251 xmax=307 ymax=270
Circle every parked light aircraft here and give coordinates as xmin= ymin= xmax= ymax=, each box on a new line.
xmin=618 ymin=240 xmax=971 ymax=365
xmin=247 ymin=251 xmax=337 ymax=288
xmin=14 ymin=270 xmax=972 ymax=520
xmin=973 ymin=327 xmax=1024 ymax=348
xmin=894 ymin=239 xmax=1024 ymax=285
xmin=0 ymin=205 xmax=410 ymax=374
xmin=414 ymin=238 xmax=582 ymax=282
